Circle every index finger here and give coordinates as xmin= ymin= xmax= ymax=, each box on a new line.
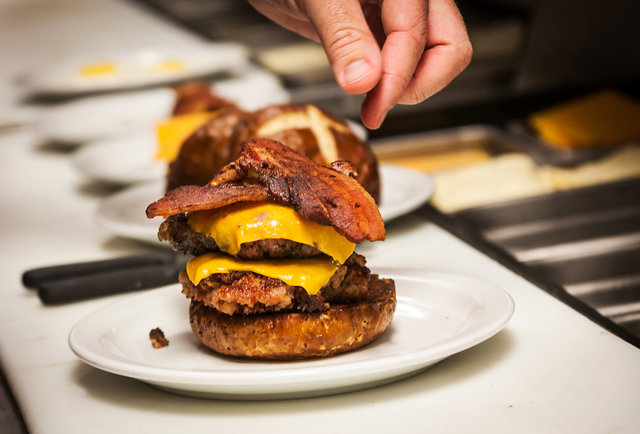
xmin=360 ymin=0 xmax=428 ymax=129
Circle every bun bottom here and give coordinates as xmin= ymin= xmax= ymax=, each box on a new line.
xmin=188 ymin=276 xmax=396 ymax=360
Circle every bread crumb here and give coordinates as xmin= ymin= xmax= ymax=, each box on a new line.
xmin=149 ymin=327 xmax=169 ymax=349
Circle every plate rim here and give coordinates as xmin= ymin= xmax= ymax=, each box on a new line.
xmin=68 ymin=268 xmax=514 ymax=395
xmin=24 ymin=43 xmax=249 ymax=96
xmin=378 ymin=164 xmax=434 ymax=221
xmin=71 ymin=132 xmax=164 ymax=184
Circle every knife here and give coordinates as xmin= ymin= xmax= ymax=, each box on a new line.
xmin=22 ymin=253 xmax=190 ymax=304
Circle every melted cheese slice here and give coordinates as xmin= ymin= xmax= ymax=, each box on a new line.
xmin=529 ymin=90 xmax=640 ymax=148
xmin=188 ymin=201 xmax=355 ymax=264
xmin=155 ymin=111 xmax=217 ymax=162
xmin=186 ymin=252 xmax=339 ymax=294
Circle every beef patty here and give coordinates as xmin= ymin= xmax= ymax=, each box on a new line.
xmin=159 ymin=214 xmax=323 ymax=259
xmin=180 ymin=252 xmax=372 ymax=315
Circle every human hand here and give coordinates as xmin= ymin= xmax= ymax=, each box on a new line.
xmin=249 ymin=0 xmax=472 ymax=129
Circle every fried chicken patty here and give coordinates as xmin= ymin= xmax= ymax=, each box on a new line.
xmin=180 ymin=252 xmax=373 ymax=315
xmin=159 ymin=214 xmax=323 ymax=258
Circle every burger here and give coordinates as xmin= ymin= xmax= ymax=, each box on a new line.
xmin=164 ymin=105 xmax=248 ymax=191
xmin=146 ymin=139 xmax=395 ymax=360
xmin=165 ymin=101 xmax=380 ymax=202
xmin=161 ymin=83 xmax=248 ymax=190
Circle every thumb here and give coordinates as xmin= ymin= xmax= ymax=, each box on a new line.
xmin=303 ymin=0 xmax=382 ymax=95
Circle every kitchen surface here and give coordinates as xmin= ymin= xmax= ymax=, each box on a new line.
xmin=1 ymin=0 xmax=640 ymax=433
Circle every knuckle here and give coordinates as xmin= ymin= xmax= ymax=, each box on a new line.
xmin=405 ymin=87 xmax=429 ymax=105
xmin=326 ymin=27 xmax=367 ymax=62
xmin=459 ymin=41 xmax=474 ymax=69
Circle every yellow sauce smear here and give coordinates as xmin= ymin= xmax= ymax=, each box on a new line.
xmin=147 ymin=59 xmax=185 ymax=73
xmin=78 ymin=62 xmax=118 ymax=77
xmin=186 ymin=252 xmax=339 ymax=294
xmin=188 ymin=201 xmax=355 ymax=264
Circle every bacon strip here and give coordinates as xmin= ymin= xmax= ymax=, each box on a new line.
xmin=146 ymin=139 xmax=385 ymax=243
xmin=146 ymin=183 xmax=268 ymax=218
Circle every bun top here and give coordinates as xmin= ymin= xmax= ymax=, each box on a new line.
xmin=147 ymin=139 xmax=385 ymax=243
xmin=166 ymin=101 xmax=380 ymax=201
xmin=231 ymin=104 xmax=380 ymax=201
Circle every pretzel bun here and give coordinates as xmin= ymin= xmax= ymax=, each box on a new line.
xmin=231 ymin=104 xmax=380 ymax=202
xmin=166 ymin=102 xmax=380 ymax=201
xmin=188 ymin=275 xmax=396 ymax=360
xmin=166 ymin=106 xmax=248 ymax=191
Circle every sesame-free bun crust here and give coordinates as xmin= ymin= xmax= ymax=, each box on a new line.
xmin=188 ymin=275 xmax=396 ymax=360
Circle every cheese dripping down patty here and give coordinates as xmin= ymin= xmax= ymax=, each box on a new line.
xmin=186 ymin=252 xmax=340 ymax=294
xmin=187 ymin=201 xmax=355 ymax=263
xmin=185 ymin=201 xmax=356 ymax=294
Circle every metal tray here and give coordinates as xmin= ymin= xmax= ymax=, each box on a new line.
xmin=368 ymin=124 xmax=640 ymax=340
xmin=452 ymin=177 xmax=640 ymax=337
xmin=506 ymin=120 xmax=615 ymax=167
xmin=371 ymin=124 xmax=519 ymax=172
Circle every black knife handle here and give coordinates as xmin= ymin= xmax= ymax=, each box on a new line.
xmin=22 ymin=254 xmax=175 ymax=289
xmin=37 ymin=263 xmax=182 ymax=304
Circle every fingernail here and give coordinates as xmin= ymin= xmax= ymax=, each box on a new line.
xmin=340 ymin=59 xmax=371 ymax=86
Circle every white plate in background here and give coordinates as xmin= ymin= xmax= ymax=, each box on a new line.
xmin=69 ymin=269 xmax=514 ymax=400
xmin=36 ymin=88 xmax=174 ymax=145
xmin=36 ymin=66 xmax=290 ymax=145
xmin=23 ymin=43 xmax=249 ymax=97
xmin=94 ymin=164 xmax=434 ymax=245
xmin=95 ymin=181 xmax=166 ymax=245
xmin=72 ymin=116 xmax=367 ymax=186
xmin=71 ymin=131 xmax=163 ymax=185
xmin=378 ymin=164 xmax=434 ymax=221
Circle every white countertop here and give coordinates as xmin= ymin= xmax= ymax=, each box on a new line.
xmin=1 ymin=1 xmax=639 ymax=433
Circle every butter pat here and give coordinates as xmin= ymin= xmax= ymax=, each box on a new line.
xmin=549 ymin=145 xmax=640 ymax=189
xmin=431 ymin=153 xmax=554 ymax=212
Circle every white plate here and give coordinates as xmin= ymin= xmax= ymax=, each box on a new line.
xmin=72 ymin=131 xmax=165 ymax=185
xmin=378 ymin=164 xmax=434 ymax=221
xmin=23 ymin=44 xmax=249 ymax=97
xmin=94 ymin=165 xmax=435 ymax=245
xmin=68 ymin=269 xmax=514 ymax=400
xmin=36 ymin=66 xmax=290 ymax=144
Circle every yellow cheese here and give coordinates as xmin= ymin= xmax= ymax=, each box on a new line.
xmin=78 ymin=62 xmax=118 ymax=77
xmin=155 ymin=111 xmax=217 ymax=162
xmin=188 ymin=201 xmax=355 ymax=264
xmin=186 ymin=252 xmax=339 ymax=294
xmin=529 ymin=90 xmax=640 ymax=149
xmin=379 ymin=148 xmax=490 ymax=173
